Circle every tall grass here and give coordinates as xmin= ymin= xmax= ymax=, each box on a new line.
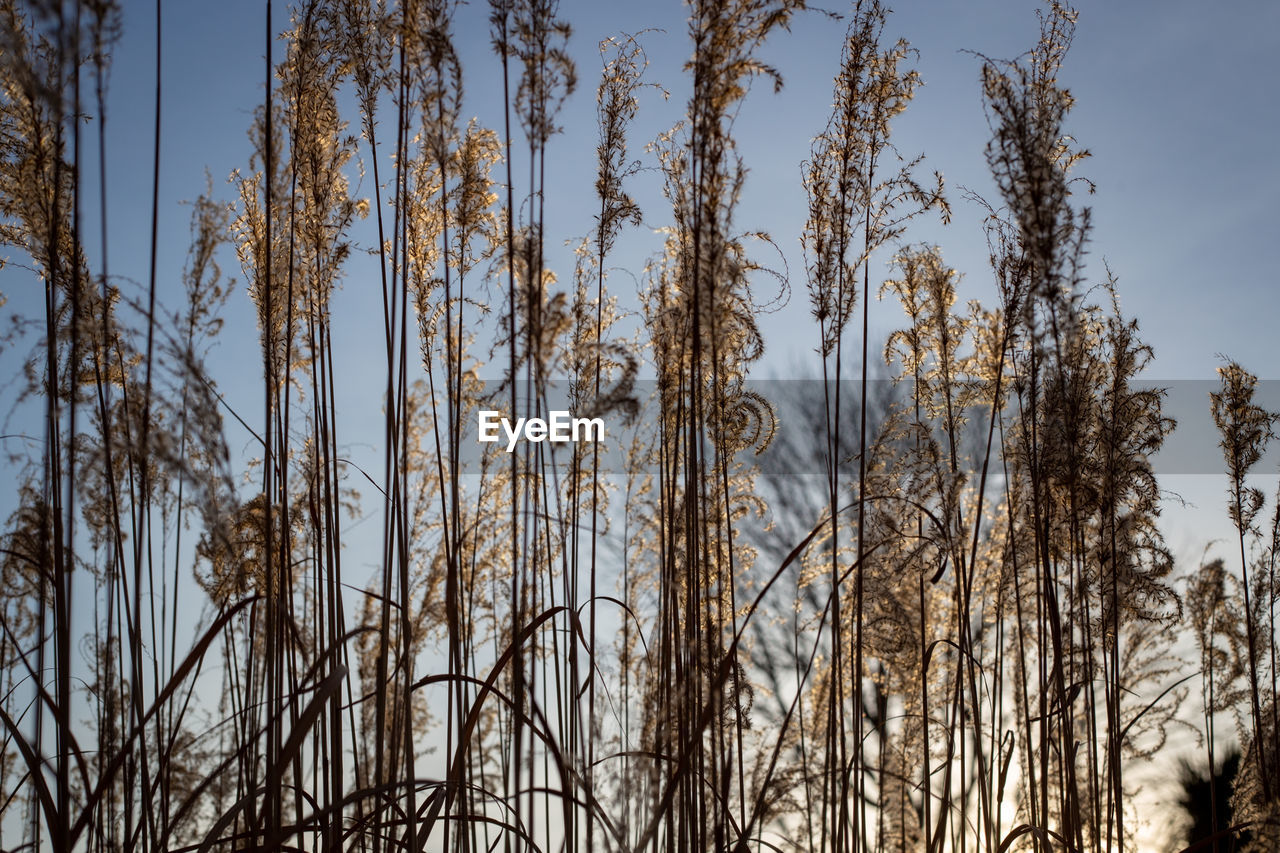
xmin=0 ymin=0 xmax=1275 ymax=851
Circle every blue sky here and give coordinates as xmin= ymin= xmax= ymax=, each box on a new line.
xmin=2 ymin=0 xmax=1275 ymax=601
xmin=3 ymin=1 xmax=1276 ymax=561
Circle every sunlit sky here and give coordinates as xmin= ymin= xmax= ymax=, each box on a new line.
xmin=2 ymin=1 xmax=1279 ymax=844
